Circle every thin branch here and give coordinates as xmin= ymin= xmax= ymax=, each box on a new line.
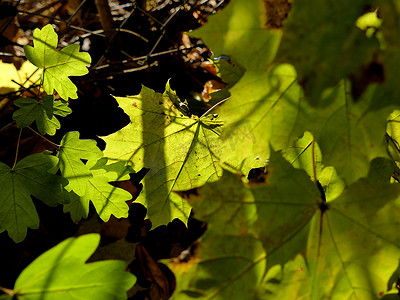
xmin=0 ymin=51 xmax=25 ymax=57
xmin=27 ymin=0 xmax=63 ymax=15
xmin=117 ymin=28 xmax=149 ymax=43
xmin=104 ymin=61 xmax=159 ymax=79
xmin=18 ymin=8 xmax=107 ymax=39
xmin=92 ymin=3 xmax=138 ymax=69
xmin=92 ymin=46 xmax=196 ymax=71
xmin=27 ymin=126 xmax=60 ymax=148
xmin=67 ymin=0 xmax=89 ymax=23
xmin=0 ymin=121 xmax=15 ymax=133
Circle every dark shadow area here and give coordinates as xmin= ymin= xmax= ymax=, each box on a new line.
xmin=126 ymin=203 xmax=207 ymax=299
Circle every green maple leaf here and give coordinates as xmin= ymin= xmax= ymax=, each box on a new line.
xmin=24 ymin=24 xmax=91 ymax=100
xmin=101 ymin=83 xmax=223 ymax=227
xmin=192 ymin=0 xmax=396 ymax=184
xmin=218 ymin=62 xmax=393 ymax=184
xmin=275 ymin=0 xmax=379 ymax=103
xmin=0 ymin=152 xmax=68 ymax=242
xmin=190 ymin=0 xmax=281 ymax=71
xmin=13 ymin=95 xmax=72 ymax=135
xmin=63 ymin=158 xmax=133 ymax=222
xmin=7 ymin=234 xmax=136 ymax=300
xmin=167 ymin=152 xmax=400 ymax=299
xmin=53 ymin=98 xmax=73 ymax=116
xmin=57 ymin=131 xmax=103 ymax=196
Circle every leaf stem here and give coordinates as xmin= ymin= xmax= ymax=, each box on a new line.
xmin=0 ymin=286 xmax=14 ymax=295
xmin=200 ymin=96 xmax=231 ymax=119
xmin=12 ymin=128 xmax=23 ymax=170
xmin=311 ymin=137 xmax=317 ymax=184
xmin=27 ymin=126 xmax=60 ymax=148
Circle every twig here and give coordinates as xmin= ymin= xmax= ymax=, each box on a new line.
xmin=146 ymin=4 xmax=183 ymax=57
xmin=92 ymin=46 xmax=195 ymax=71
xmin=18 ymin=8 xmax=107 ymax=39
xmin=92 ymin=3 xmax=139 ymax=69
xmin=28 ymin=0 xmax=63 ymax=15
xmin=27 ymin=126 xmax=60 ymax=148
xmin=0 ymin=121 xmax=15 ymax=133
xmin=117 ymin=28 xmax=149 ymax=43
xmin=105 ymin=61 xmax=159 ymax=79
xmin=0 ymin=52 xmax=25 ymax=57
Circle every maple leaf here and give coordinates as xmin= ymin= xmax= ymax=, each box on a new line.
xmin=57 ymin=131 xmax=103 ymax=196
xmin=101 ymin=83 xmax=223 ymax=227
xmin=24 ymin=24 xmax=91 ymax=100
xmin=191 ymin=0 xmax=395 ymax=184
xmin=0 ymin=152 xmax=68 ymax=242
xmin=219 ymin=63 xmax=392 ymax=183
xmin=275 ymin=0 xmax=379 ymax=103
xmin=9 ymin=234 xmax=135 ymax=300
xmin=190 ymin=0 xmax=281 ymax=71
xmin=167 ymin=152 xmax=400 ymax=299
xmin=13 ymin=95 xmax=72 ymax=135
xmin=63 ymin=158 xmax=133 ymax=222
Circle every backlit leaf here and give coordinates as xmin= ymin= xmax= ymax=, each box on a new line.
xmin=24 ymin=24 xmax=91 ymax=100
xmin=12 ymin=234 xmax=136 ymax=300
xmin=13 ymin=95 xmax=72 ymax=135
xmin=168 ymin=153 xmax=400 ymax=299
xmin=101 ymin=83 xmax=223 ymax=227
xmin=0 ymin=152 xmax=67 ymax=242
xmin=63 ymin=158 xmax=133 ymax=222
xmin=194 ymin=0 xmax=393 ymax=184
xmin=57 ymin=131 xmax=103 ymax=196
xmin=275 ymin=0 xmax=379 ymax=103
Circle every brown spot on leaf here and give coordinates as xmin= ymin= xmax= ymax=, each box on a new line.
xmin=263 ymin=0 xmax=292 ymax=29
xmin=132 ymin=102 xmax=137 ymax=107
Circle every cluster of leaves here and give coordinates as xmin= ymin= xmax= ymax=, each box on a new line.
xmin=1 ymin=24 xmax=135 ymax=243
xmin=161 ymin=0 xmax=400 ymax=299
xmin=0 ymin=24 xmax=136 ymax=298
xmin=4 ymin=0 xmax=400 ymax=299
